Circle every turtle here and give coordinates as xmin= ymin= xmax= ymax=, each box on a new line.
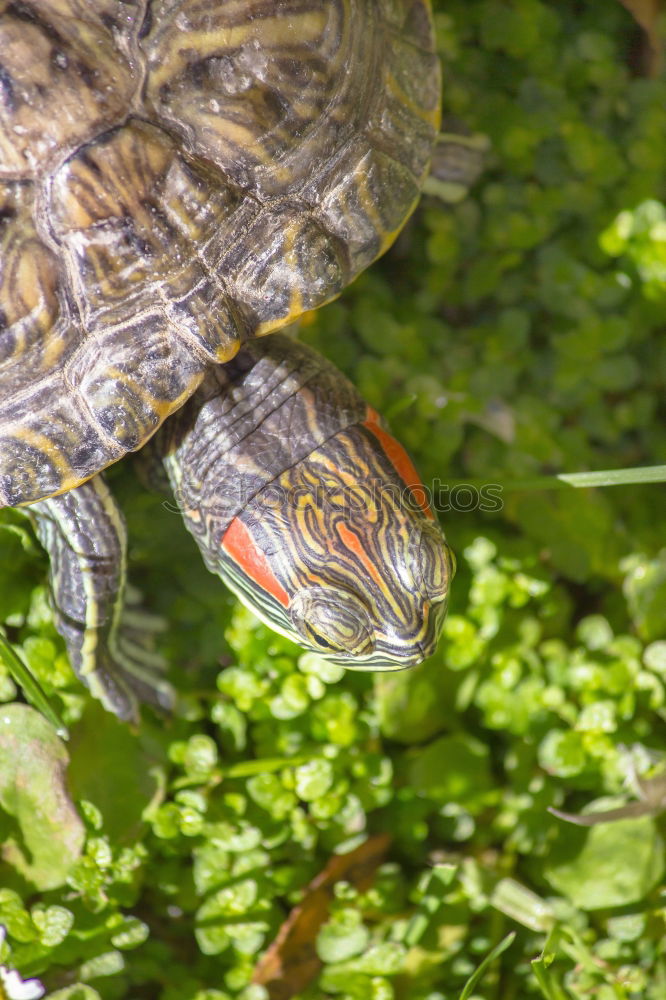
xmin=0 ymin=0 xmax=455 ymax=721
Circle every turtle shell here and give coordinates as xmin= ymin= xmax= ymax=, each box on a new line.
xmin=0 ymin=0 xmax=441 ymax=507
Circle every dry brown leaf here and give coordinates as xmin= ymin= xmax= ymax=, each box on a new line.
xmin=617 ymin=0 xmax=664 ymax=76
xmin=252 ymin=833 xmax=392 ymax=1000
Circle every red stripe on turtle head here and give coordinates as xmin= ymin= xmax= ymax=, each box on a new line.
xmin=336 ymin=520 xmax=385 ymax=589
xmin=363 ymin=407 xmax=434 ymax=519
xmin=221 ymin=517 xmax=290 ymax=608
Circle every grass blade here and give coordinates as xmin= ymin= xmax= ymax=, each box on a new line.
xmin=446 ymin=464 xmax=666 ymax=492
xmin=458 ymin=931 xmax=516 ymax=1000
xmin=531 ymin=928 xmax=569 ymax=1000
xmin=0 ymin=629 xmax=68 ymax=739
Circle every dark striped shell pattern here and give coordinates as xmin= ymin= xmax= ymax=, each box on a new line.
xmin=0 ymin=0 xmax=441 ymax=508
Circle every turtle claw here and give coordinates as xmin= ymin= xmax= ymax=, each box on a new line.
xmin=76 ymin=586 xmax=174 ymax=720
xmin=110 ymin=609 xmax=174 ymax=717
xmin=86 ymin=638 xmax=175 ymax=723
xmin=29 ymin=477 xmax=175 ymax=722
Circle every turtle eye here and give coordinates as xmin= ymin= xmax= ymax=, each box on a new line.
xmin=298 ymin=619 xmax=351 ymax=654
xmin=312 ymin=633 xmax=335 ymax=651
xmin=289 ymin=587 xmax=375 ymax=657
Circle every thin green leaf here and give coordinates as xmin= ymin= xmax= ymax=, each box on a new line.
xmin=0 ymin=629 xmax=68 ymax=739
xmin=532 ymin=956 xmax=570 ymax=1000
xmin=385 ymin=393 xmax=418 ymax=421
xmin=458 ymin=931 xmax=516 ymax=1000
xmin=172 ymin=754 xmax=318 ymax=789
xmin=531 ymin=928 xmax=569 ymax=1000
xmin=446 ymin=464 xmax=666 ymax=492
xmin=224 ymin=755 xmax=316 ymax=777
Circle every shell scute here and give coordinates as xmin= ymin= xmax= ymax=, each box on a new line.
xmin=0 ymin=382 xmax=123 ymax=506
xmin=0 ymin=186 xmax=58 ymax=343
xmin=0 ymin=182 xmax=75 ymax=394
xmin=50 ymin=121 xmax=244 ymax=361
xmin=226 ymin=203 xmax=350 ymax=337
xmin=142 ymin=0 xmax=346 ymax=195
xmin=0 ymin=0 xmax=137 ymax=180
xmin=71 ymin=318 xmax=203 ymax=452
xmin=312 ymin=142 xmax=420 ymax=272
xmin=385 ymin=35 xmax=441 ymax=123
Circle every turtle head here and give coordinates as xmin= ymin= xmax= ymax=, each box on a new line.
xmin=216 ymin=414 xmax=455 ymax=669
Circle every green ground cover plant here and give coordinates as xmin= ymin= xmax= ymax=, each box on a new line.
xmin=1 ymin=1 xmax=666 ymax=997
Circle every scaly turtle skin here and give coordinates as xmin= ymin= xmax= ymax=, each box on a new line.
xmin=0 ymin=0 xmax=453 ymax=720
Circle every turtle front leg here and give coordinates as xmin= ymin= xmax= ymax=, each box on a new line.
xmin=29 ymin=475 xmax=172 ymax=721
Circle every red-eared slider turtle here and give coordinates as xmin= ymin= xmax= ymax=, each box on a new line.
xmin=0 ymin=0 xmax=454 ymax=720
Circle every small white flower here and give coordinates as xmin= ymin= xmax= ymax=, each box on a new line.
xmin=0 ymin=969 xmax=45 ymax=1000
xmin=0 ymin=927 xmax=45 ymax=1000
